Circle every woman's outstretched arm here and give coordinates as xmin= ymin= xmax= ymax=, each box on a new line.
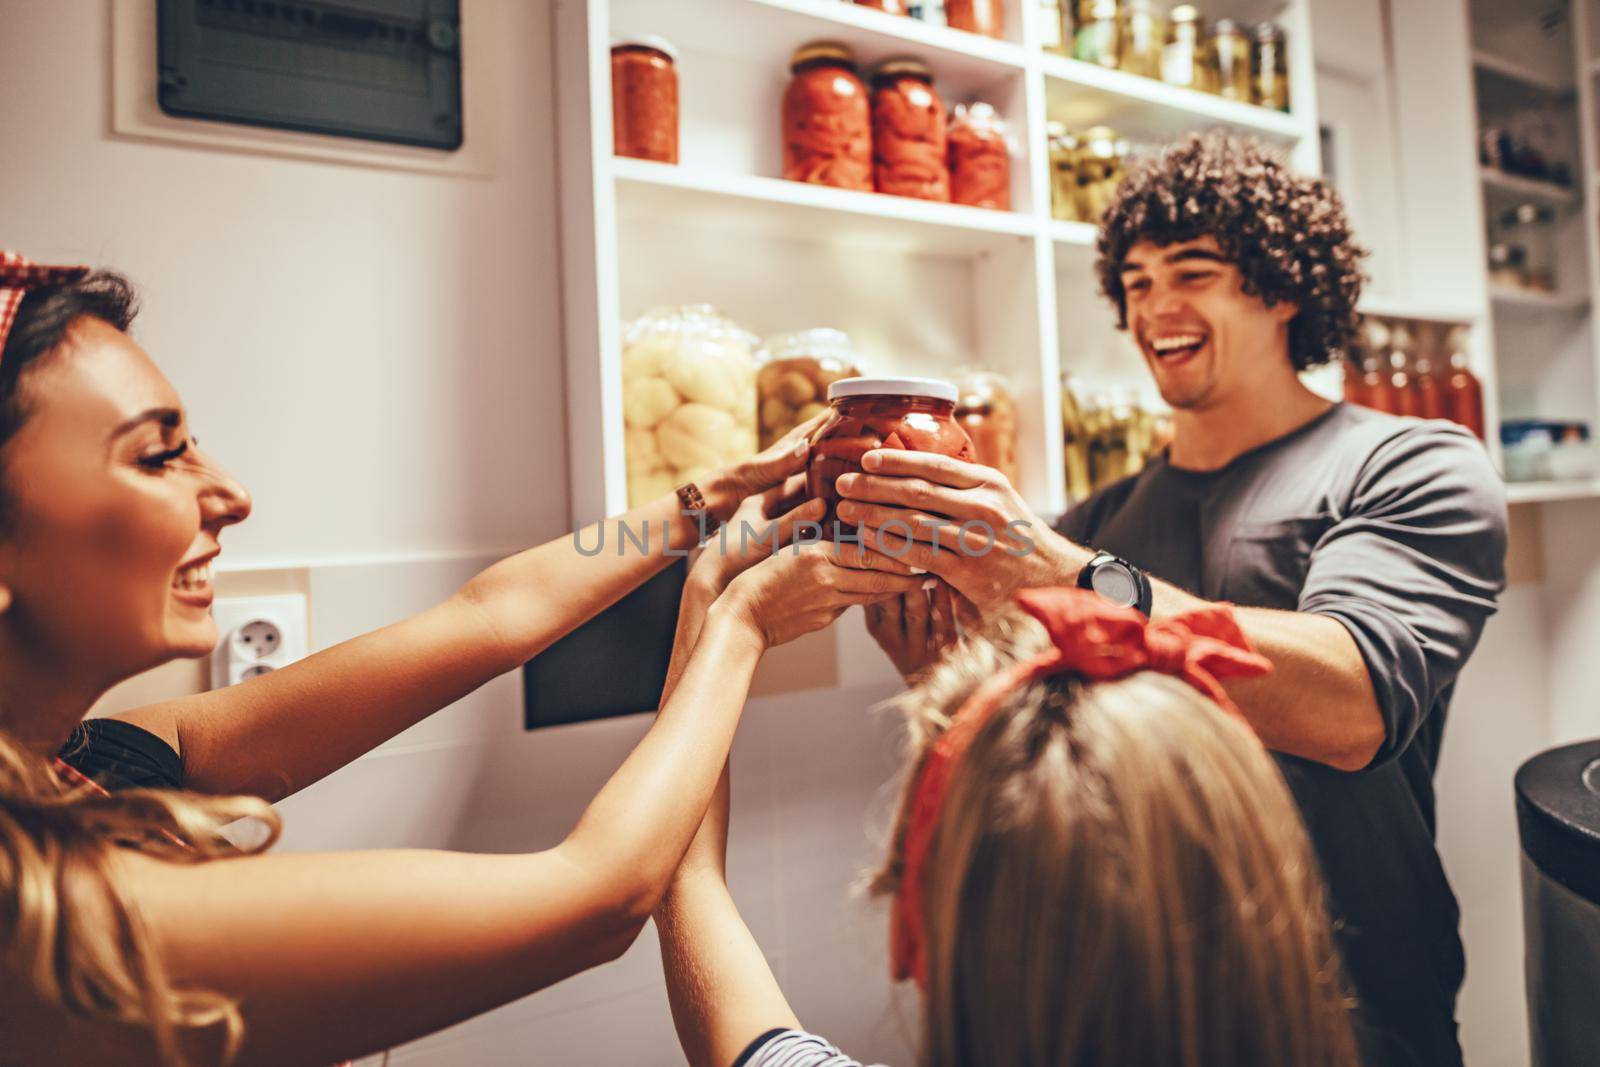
xmin=5 ymin=535 xmax=918 ymax=1067
xmin=116 ymin=425 xmax=820 ymax=801
xmin=653 ymin=507 xmax=814 ymax=1067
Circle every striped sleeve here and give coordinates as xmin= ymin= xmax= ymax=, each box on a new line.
xmin=734 ymin=1028 xmax=873 ymax=1067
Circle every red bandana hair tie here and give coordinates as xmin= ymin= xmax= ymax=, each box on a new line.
xmin=888 ymin=586 xmax=1272 ymax=989
xmin=1 ymin=251 xmax=91 ymax=361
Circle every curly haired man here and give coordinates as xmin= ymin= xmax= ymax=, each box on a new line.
xmin=843 ymin=133 xmax=1508 ymax=1066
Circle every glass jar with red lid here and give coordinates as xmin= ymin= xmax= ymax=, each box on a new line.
xmin=871 ymin=57 xmax=950 ymax=202
xmin=947 ymin=102 xmax=1012 ymax=210
xmin=783 ymin=41 xmax=873 ymax=191
xmin=611 ymin=38 xmax=679 ymax=164
xmin=807 ymin=377 xmax=975 ymax=536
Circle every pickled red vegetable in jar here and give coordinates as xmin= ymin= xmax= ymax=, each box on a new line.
xmin=947 ymin=102 xmax=1011 ymax=210
xmin=783 ymin=41 xmax=873 ymax=191
xmin=946 ymin=0 xmax=1005 ymax=39
xmin=808 ymin=377 xmax=975 ymax=535
xmin=871 ymin=57 xmax=950 ymax=202
xmin=611 ymin=39 xmax=680 ymax=164
xmin=757 ymin=329 xmax=863 ymax=448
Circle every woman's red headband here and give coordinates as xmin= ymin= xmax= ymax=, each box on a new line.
xmin=0 ymin=251 xmax=91 ymax=360
xmin=887 ymin=586 xmax=1273 ymax=989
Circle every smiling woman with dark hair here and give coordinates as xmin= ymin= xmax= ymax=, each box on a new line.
xmin=0 ymin=252 xmax=923 ymax=1066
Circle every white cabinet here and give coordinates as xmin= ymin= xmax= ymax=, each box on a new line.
xmin=555 ymin=0 xmax=1319 ymax=524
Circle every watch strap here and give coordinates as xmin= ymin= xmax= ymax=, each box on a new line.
xmin=676 ymin=481 xmax=722 ymax=540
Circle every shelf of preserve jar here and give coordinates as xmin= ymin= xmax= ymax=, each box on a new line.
xmin=1471 ymin=49 xmax=1575 ymax=101
xmin=1039 ymin=53 xmax=1308 ymax=147
xmin=612 ymin=157 xmax=1037 ymax=256
xmin=1046 ymin=219 xmax=1099 ymax=248
xmin=609 ymin=0 xmax=1027 ymax=106
xmin=1480 ymin=167 xmax=1580 ymax=207
xmin=1504 ymin=477 xmax=1600 ymax=506
xmin=1355 ymin=295 xmax=1479 ymax=325
xmin=1489 ymin=286 xmax=1592 ymax=314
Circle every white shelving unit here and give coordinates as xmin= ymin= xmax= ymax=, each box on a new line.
xmin=555 ymin=0 xmax=1319 ymax=524
xmin=1468 ymin=0 xmax=1600 ymax=504
xmin=1481 ymin=166 xmax=1579 ymax=206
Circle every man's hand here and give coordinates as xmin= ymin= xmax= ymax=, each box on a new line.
xmin=864 ymin=580 xmax=980 ymax=683
xmin=836 ymin=450 xmax=1092 ymax=615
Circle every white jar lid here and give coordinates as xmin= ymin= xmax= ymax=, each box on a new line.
xmin=828 ymin=376 xmax=958 ymax=403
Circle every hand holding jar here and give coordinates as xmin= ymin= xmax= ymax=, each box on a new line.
xmin=807 ymin=377 xmax=974 ymax=535
xmin=835 ymin=445 xmax=1087 ymax=617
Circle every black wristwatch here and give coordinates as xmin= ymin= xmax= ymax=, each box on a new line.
xmin=1077 ymin=551 xmax=1153 ymax=617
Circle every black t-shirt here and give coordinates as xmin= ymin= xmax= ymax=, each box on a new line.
xmin=58 ymin=718 xmax=184 ymax=791
xmin=1058 ymin=404 xmax=1508 ymax=1067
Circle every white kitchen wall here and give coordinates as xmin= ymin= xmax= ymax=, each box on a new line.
xmin=6 ymin=1 xmax=1595 ymax=1064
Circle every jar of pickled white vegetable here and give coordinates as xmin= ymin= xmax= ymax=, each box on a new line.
xmin=621 ymin=305 xmax=759 ymax=508
xmin=756 ymin=328 xmax=864 ymax=449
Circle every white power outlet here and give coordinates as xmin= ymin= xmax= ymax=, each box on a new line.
xmin=210 ymin=594 xmax=309 ymax=689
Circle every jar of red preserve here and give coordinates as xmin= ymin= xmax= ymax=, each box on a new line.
xmin=947 ymin=102 xmax=1011 ymax=210
xmin=946 ymin=0 xmax=1006 ymax=38
xmin=611 ymin=38 xmax=679 ymax=164
xmin=807 ymin=377 xmax=975 ymax=536
xmin=871 ymin=57 xmax=950 ymax=202
xmin=783 ymin=42 xmax=873 ymax=191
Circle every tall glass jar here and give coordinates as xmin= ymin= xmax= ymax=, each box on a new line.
xmin=783 ymin=42 xmax=873 ymax=191
xmin=1497 ymin=202 xmax=1557 ymax=291
xmin=1118 ymin=0 xmax=1165 ymax=80
xmin=807 ymin=378 xmax=975 ymax=535
xmin=1076 ymin=126 xmax=1125 ymax=223
xmin=756 ymin=329 xmax=863 ymax=448
xmin=1162 ymin=5 xmax=1214 ymax=92
xmin=953 ymin=368 xmax=1020 ymax=486
xmin=611 ymin=39 xmax=679 ymax=164
xmin=1209 ymin=19 xmax=1253 ymax=102
xmin=621 ymin=306 xmax=759 ymax=508
xmin=1411 ymin=323 xmax=1445 ymax=421
xmin=947 ymin=102 xmax=1012 ymax=210
xmin=1444 ymin=328 xmax=1486 ymax=439
xmin=1048 ymin=123 xmax=1082 ymax=221
xmin=1252 ymin=22 xmax=1291 ymax=111
xmin=1073 ymin=0 xmax=1122 ymax=68
xmin=1040 ymin=0 xmax=1070 ymax=54
xmin=871 ymin=58 xmax=950 ymax=201
xmin=946 ymin=0 xmax=1005 ymax=38
xmin=1061 ymin=375 xmax=1093 ymax=501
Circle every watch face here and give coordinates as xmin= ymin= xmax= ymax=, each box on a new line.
xmin=1091 ymin=564 xmax=1139 ymax=607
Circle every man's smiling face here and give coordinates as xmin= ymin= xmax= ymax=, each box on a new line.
xmin=1119 ymin=235 xmax=1299 ymax=412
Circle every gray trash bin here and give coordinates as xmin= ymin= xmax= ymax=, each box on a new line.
xmin=1516 ymin=739 xmax=1600 ymax=1067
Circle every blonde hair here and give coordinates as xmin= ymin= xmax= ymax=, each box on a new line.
xmin=0 ymin=726 xmax=280 ymax=1065
xmin=875 ymin=610 xmax=1358 ymax=1067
